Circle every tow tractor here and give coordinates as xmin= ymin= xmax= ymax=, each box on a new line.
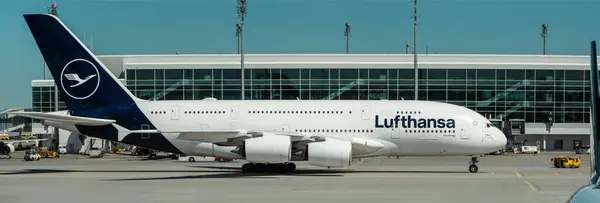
xmin=24 ymin=149 xmax=41 ymax=161
xmin=551 ymin=156 xmax=581 ymax=168
xmin=38 ymin=147 xmax=58 ymax=158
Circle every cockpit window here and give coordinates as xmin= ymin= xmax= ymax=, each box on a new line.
xmin=485 ymin=123 xmax=492 ymax=128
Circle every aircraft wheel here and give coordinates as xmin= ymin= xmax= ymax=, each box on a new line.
xmin=188 ymin=157 xmax=195 ymax=162
xmin=254 ymin=163 xmax=266 ymax=172
xmin=242 ymin=163 xmax=254 ymax=173
xmin=285 ymin=162 xmax=296 ymax=173
xmin=469 ymin=164 xmax=478 ymax=173
xmin=265 ymin=164 xmax=278 ymax=173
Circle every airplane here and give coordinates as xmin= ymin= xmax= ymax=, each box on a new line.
xmin=566 ymin=41 xmax=600 ymax=202
xmin=0 ymin=138 xmax=47 ymax=159
xmin=11 ymin=13 xmax=507 ymax=173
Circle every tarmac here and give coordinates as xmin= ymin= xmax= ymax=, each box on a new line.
xmin=0 ymin=151 xmax=591 ymax=203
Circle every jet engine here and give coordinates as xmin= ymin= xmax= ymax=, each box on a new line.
xmin=306 ymin=138 xmax=352 ymax=167
xmin=242 ymin=134 xmax=291 ymax=163
xmin=0 ymin=143 xmax=15 ymax=155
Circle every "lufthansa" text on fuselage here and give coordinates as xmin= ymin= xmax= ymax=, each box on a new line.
xmin=374 ymin=115 xmax=456 ymax=128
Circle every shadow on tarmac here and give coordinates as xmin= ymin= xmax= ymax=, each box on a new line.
xmin=0 ymin=169 xmax=228 ymax=175
xmin=108 ymin=166 xmax=477 ymax=181
xmin=0 ymin=165 xmax=476 ymax=181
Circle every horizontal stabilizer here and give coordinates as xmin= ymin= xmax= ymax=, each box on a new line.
xmin=3 ymin=138 xmax=48 ymax=144
xmin=8 ymin=112 xmax=115 ymax=126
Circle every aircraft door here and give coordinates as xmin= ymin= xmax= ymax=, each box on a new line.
xmin=281 ymin=124 xmax=290 ymax=132
xmin=461 ymin=127 xmax=470 ymax=140
xmin=171 ymin=105 xmax=180 ymax=120
xmin=230 ymin=106 xmax=240 ymax=119
xmin=390 ymin=128 xmax=400 ymax=139
xmin=230 ymin=106 xmax=240 ymax=128
xmin=141 ymin=124 xmax=150 ymax=140
xmin=361 ymin=106 xmax=370 ymax=120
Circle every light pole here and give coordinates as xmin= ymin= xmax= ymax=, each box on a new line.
xmin=412 ymin=0 xmax=418 ymax=100
xmin=236 ymin=24 xmax=242 ymax=54
xmin=48 ymin=1 xmax=59 ymax=151
xmin=541 ymin=24 xmax=548 ymax=55
xmin=237 ymin=0 xmax=247 ymax=100
xmin=344 ymin=23 xmax=351 ymax=54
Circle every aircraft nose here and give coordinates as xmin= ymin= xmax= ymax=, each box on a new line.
xmin=494 ymin=129 xmax=507 ymax=149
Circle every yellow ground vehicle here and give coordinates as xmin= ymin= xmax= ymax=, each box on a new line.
xmin=551 ymin=156 xmax=581 ymax=168
xmin=38 ymin=150 xmax=58 ymax=158
xmin=112 ymin=148 xmax=123 ymax=153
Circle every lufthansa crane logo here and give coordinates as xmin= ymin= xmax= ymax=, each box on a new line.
xmin=60 ymin=59 xmax=101 ymax=100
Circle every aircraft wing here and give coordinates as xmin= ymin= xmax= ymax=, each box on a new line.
xmin=260 ymin=130 xmax=386 ymax=153
xmin=10 ymin=111 xmax=384 ymax=155
xmin=8 ymin=112 xmax=115 ymax=126
xmin=140 ymin=128 xmax=385 ymax=154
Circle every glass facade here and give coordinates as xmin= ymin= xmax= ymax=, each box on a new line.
xmin=32 ymin=86 xmax=67 ymax=112
xmin=31 ymin=67 xmax=593 ymax=124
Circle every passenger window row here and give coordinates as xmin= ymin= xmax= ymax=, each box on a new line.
xmin=295 ymin=129 xmax=374 ymax=133
xmin=183 ymin=110 xmax=226 ymax=114
xmin=151 ymin=110 xmax=227 ymax=115
xmin=248 ymin=110 xmax=351 ymax=114
xmin=152 ymin=110 xmax=422 ymax=116
xmin=397 ymin=111 xmax=421 ymax=114
xmin=406 ymin=129 xmax=456 ymax=133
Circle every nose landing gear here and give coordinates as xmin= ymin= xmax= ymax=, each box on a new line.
xmin=468 ymin=156 xmax=479 ymax=173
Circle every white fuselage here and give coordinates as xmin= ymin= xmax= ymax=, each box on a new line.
xmin=134 ymin=99 xmax=506 ymax=159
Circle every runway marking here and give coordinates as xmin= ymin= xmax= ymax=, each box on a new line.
xmin=524 ymin=180 xmax=539 ymax=192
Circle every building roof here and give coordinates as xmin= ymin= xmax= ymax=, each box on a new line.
xmin=108 ymin=54 xmax=598 ymax=70
xmin=31 ymin=54 xmax=600 ymax=87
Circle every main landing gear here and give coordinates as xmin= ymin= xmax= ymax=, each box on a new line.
xmin=468 ymin=156 xmax=479 ymax=173
xmin=241 ymin=162 xmax=296 ymax=173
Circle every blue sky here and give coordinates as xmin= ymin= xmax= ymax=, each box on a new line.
xmin=0 ymin=0 xmax=599 ymax=109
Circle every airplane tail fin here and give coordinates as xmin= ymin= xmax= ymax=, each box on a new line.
xmin=23 ymin=14 xmax=142 ymax=114
xmin=589 ymin=40 xmax=599 ymax=185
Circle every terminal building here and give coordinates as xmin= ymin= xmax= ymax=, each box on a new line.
xmin=1 ymin=53 xmax=594 ymax=152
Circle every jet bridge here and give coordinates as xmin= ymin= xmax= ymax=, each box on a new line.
xmin=488 ymin=118 xmax=504 ymax=131
xmin=502 ymin=119 xmax=526 ymax=137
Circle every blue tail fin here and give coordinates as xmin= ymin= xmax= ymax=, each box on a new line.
xmin=23 ymin=14 xmax=183 ymax=154
xmin=23 ymin=14 xmax=141 ymax=113
xmin=589 ymin=40 xmax=599 ymax=185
